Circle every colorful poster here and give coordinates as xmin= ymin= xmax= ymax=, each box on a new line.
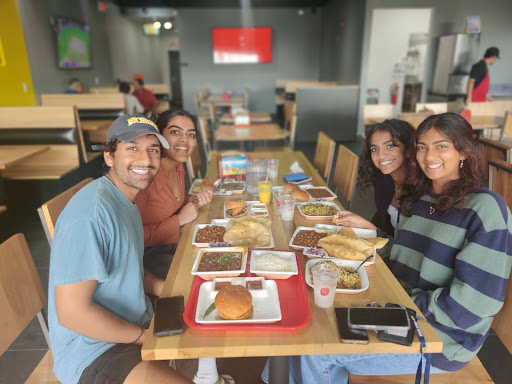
xmin=467 ymin=16 xmax=481 ymax=33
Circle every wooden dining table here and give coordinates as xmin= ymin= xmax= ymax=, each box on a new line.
xmin=202 ymin=94 xmax=245 ymax=108
xmin=141 ymin=150 xmax=442 ymax=383
xmin=219 ymin=112 xmax=272 ymax=124
xmin=0 ymin=145 xmax=51 ymax=170
xmin=214 ymin=124 xmax=288 ymax=151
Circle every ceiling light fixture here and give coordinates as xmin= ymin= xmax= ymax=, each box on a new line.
xmin=153 ymin=21 xmax=161 ymax=29
xmin=164 ymin=21 xmax=172 ymax=29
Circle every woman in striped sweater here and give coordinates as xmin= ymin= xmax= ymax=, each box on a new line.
xmin=263 ymin=113 xmax=512 ymax=384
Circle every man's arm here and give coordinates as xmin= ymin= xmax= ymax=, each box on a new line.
xmin=144 ymin=268 xmax=165 ymax=297
xmin=466 ymin=78 xmax=475 ymax=104
xmin=55 ymin=280 xmax=147 ymax=345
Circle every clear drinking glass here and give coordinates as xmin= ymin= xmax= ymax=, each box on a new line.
xmin=246 ymin=159 xmax=268 ymax=195
xmin=268 ymin=159 xmax=279 ymax=179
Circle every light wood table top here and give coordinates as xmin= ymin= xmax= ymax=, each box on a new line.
xmin=202 ymin=94 xmax=244 ymax=108
xmin=219 ymin=112 xmax=272 ymax=124
xmin=141 ymin=150 xmax=442 ymax=362
xmin=80 ymin=119 xmax=114 ymax=131
xmin=0 ymin=145 xmax=50 ymax=170
xmin=215 ymin=124 xmax=288 ymax=142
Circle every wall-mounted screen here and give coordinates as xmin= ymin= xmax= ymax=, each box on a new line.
xmin=212 ymin=27 xmax=272 ymax=64
xmin=56 ymin=17 xmax=91 ymax=69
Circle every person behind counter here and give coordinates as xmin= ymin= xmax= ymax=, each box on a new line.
xmin=334 ymin=119 xmax=415 ymax=238
xmin=132 ymin=78 xmax=158 ymax=116
xmin=262 ymin=113 xmax=512 ymax=384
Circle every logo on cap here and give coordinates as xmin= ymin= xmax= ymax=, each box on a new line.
xmin=126 ymin=117 xmax=158 ymax=131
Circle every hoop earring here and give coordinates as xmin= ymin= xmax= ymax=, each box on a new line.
xmin=459 ymin=160 xmax=464 ymax=169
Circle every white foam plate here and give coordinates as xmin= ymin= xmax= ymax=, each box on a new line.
xmin=250 ymin=250 xmax=298 ymax=279
xmin=191 ymin=247 xmax=248 ymax=280
xmin=195 ymin=278 xmax=282 ymax=324
xmin=192 ymin=223 xmax=228 ymax=247
xmin=296 ymin=201 xmax=341 ymax=220
xmin=305 ymin=258 xmax=369 ymax=294
xmin=288 ymin=226 xmax=330 ymax=250
xmin=212 ymin=218 xmax=275 ymax=249
xmin=313 ymin=225 xmax=377 ymax=265
xmin=224 ymin=201 xmax=269 ymax=218
xmin=302 ymin=186 xmax=337 ymax=201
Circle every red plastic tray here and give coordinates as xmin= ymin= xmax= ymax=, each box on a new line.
xmin=183 ymin=252 xmax=311 ymax=330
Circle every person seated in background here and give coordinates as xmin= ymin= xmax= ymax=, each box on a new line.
xmin=65 ymin=78 xmax=83 ymax=94
xmin=119 ymin=81 xmax=144 ymax=114
xmin=132 ymin=78 xmax=158 ymax=116
xmin=135 ymin=109 xmax=213 ymax=278
xmin=48 ymin=114 xmax=192 ymax=384
xmin=262 ymin=113 xmax=512 ymax=384
xmin=334 ymin=120 xmax=415 ymax=239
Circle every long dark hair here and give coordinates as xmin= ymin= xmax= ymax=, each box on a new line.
xmin=400 ymin=113 xmax=486 ymax=215
xmin=155 ymin=109 xmax=197 ymax=134
xmin=357 ymin=119 xmax=415 ymax=192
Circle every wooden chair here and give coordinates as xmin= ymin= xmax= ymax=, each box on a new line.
xmin=198 ymin=115 xmax=211 ymax=161
xmin=185 ymin=147 xmax=203 ymax=186
xmin=38 ymin=178 xmax=93 ymax=244
xmin=397 ymin=112 xmax=432 ymax=129
xmin=288 ymin=115 xmax=297 ymax=150
xmin=478 ymin=138 xmax=511 ymax=179
xmin=0 ymin=234 xmax=60 ymax=383
xmin=332 ymin=144 xmax=359 ymax=207
xmin=488 ymin=159 xmax=512 ymax=355
xmin=499 ymin=110 xmax=512 ymax=143
xmin=363 ymin=104 xmax=393 ymax=125
xmin=313 ymin=132 xmax=335 ymax=180
xmin=243 ymin=88 xmax=249 ymax=109
xmin=349 ymin=356 xmax=493 ymax=383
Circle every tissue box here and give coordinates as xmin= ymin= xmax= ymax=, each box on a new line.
xmin=217 ymin=151 xmax=247 ymax=179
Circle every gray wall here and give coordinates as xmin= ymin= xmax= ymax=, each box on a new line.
xmin=177 ymin=8 xmax=323 ymax=112
xmin=319 ymin=0 xmax=366 ymax=85
xmin=18 ymin=0 xmax=114 ymax=102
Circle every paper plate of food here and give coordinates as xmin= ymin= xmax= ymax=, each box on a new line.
xmin=289 ymin=226 xmax=330 ymax=250
xmin=195 ymin=277 xmax=282 ymax=324
xmin=314 ymin=227 xmax=388 ymax=265
xmin=296 ymin=202 xmax=340 ymax=220
xmin=305 ymin=258 xmax=369 ymax=294
xmin=220 ymin=216 xmax=275 ymax=249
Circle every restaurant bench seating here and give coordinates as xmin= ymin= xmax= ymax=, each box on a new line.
xmin=349 ymin=356 xmax=493 ymax=383
xmin=478 ymin=138 xmax=511 ymax=179
xmin=38 ymin=177 xmax=93 ymax=245
xmin=0 ymin=233 xmax=60 ymax=383
xmin=313 ymin=131 xmax=335 ymax=180
xmin=332 ymin=144 xmax=359 ymax=208
xmin=41 ymin=93 xmax=125 ymax=143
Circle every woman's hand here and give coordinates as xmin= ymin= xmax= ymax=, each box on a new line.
xmin=177 ymin=202 xmax=199 ymax=225
xmin=333 ymin=210 xmax=377 ymax=230
xmin=194 ymin=189 xmax=213 ymax=208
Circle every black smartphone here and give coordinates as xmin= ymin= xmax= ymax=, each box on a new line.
xmin=348 ymin=307 xmax=410 ymax=335
xmin=153 ymin=296 xmax=185 ymax=337
xmin=377 ymin=303 xmax=416 ymax=346
xmin=334 ymin=308 xmax=369 ymax=344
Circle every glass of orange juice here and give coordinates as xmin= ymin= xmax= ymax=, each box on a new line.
xmin=258 ymin=181 xmax=272 ymax=204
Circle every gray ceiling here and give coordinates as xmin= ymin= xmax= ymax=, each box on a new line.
xmin=113 ymin=0 xmax=328 ymax=9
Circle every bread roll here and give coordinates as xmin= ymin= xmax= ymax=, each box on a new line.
xmin=290 ymin=189 xmax=309 ymax=202
xmin=225 ymin=199 xmax=246 ymax=209
xmin=215 ymin=285 xmax=253 ymax=320
xmin=283 ymin=183 xmax=299 ymax=192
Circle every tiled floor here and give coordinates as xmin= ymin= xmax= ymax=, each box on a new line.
xmin=1 ymin=140 xmax=511 ymax=383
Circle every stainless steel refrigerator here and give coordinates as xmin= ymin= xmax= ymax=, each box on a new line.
xmin=432 ymin=34 xmax=480 ymax=96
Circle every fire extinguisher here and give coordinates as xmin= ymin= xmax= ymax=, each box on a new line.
xmin=391 ymin=83 xmax=399 ymax=105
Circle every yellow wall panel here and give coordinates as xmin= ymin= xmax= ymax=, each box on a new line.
xmin=0 ymin=0 xmax=35 ymax=106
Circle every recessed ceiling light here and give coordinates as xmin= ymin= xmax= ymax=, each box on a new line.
xmin=153 ymin=21 xmax=161 ymax=29
xmin=164 ymin=21 xmax=172 ymax=29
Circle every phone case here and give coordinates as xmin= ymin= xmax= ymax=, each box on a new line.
xmin=347 ymin=306 xmax=410 ymax=333
xmin=334 ymin=308 xmax=369 ymax=344
xmin=153 ymin=296 xmax=185 ymax=337
xmin=377 ymin=303 xmax=416 ymax=345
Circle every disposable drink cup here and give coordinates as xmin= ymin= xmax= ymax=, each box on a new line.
xmin=273 ymin=190 xmax=290 ymax=214
xmin=311 ymin=264 xmax=339 ymax=308
xmin=268 ymin=159 xmax=279 ymax=179
xmin=258 ymin=181 xmax=272 ymax=204
xmin=280 ymin=197 xmax=296 ymax=221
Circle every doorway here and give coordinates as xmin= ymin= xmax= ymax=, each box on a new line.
xmin=168 ymin=50 xmax=183 ymax=108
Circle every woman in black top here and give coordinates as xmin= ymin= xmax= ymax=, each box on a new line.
xmin=334 ymin=120 xmax=415 ymax=237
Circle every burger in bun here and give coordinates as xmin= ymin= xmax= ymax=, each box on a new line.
xmin=283 ymin=183 xmax=299 ymax=193
xmin=215 ymin=285 xmax=253 ymax=320
xmin=225 ymin=199 xmax=247 ymax=218
xmin=290 ymin=189 xmax=309 ymax=202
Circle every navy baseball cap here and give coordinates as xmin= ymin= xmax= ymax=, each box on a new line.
xmin=106 ymin=114 xmax=169 ymax=149
xmin=484 ymin=47 xmax=500 ymax=59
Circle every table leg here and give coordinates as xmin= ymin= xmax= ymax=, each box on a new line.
xmin=268 ymin=356 xmax=290 ymax=384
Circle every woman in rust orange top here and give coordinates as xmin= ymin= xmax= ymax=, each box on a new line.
xmin=135 ymin=110 xmax=213 ymax=275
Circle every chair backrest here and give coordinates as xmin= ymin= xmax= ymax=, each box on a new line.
xmin=145 ymin=83 xmax=169 ymax=96
xmin=185 ymin=146 xmax=202 ymax=184
xmin=468 ymin=101 xmax=497 ymax=117
xmin=313 ymin=132 xmax=336 ymax=180
xmin=89 ymin=87 xmax=119 ymax=94
xmin=488 ymin=159 xmax=512 ymax=354
xmin=243 ymin=88 xmax=249 ymax=109
xmin=208 ymin=102 xmax=216 ymax=123
xmin=39 ymin=178 xmax=94 ymax=243
xmin=415 ymin=102 xmax=448 ymax=114
xmin=500 ymin=110 xmax=512 ymax=142
xmin=363 ymin=104 xmax=393 ymax=125
xmin=198 ymin=115 xmax=211 ymax=159
xmin=288 ymin=115 xmax=297 ymax=150
xmin=0 ymin=234 xmax=47 ymax=355
xmin=478 ymin=138 xmax=511 ymax=179
xmin=41 ymin=93 xmax=125 ymax=110
xmin=397 ymin=112 xmax=432 ymax=129
xmin=332 ymin=144 xmax=359 ymax=205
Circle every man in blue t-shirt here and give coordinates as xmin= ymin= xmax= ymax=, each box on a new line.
xmin=48 ymin=115 xmax=192 ymax=384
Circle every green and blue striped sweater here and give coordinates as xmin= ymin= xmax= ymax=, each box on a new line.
xmin=390 ymin=188 xmax=512 ymax=371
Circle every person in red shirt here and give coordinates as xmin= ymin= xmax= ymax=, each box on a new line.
xmin=466 ymin=47 xmax=500 ymax=103
xmin=132 ymin=78 xmax=158 ymax=116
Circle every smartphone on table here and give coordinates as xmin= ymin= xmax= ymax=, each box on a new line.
xmin=334 ymin=307 xmax=369 ymax=344
xmin=347 ymin=306 xmax=410 ymax=336
xmin=153 ymin=295 xmax=185 ymax=337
